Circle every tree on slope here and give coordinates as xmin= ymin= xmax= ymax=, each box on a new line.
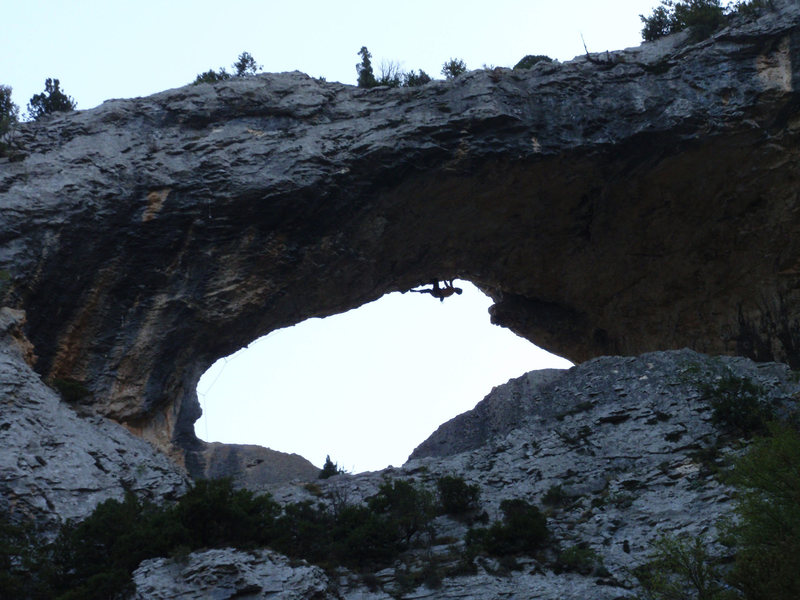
xmin=27 ymin=78 xmax=76 ymax=121
xmin=0 ymin=85 xmax=19 ymax=155
xmin=356 ymin=46 xmax=377 ymax=88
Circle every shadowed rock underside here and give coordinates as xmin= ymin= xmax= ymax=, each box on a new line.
xmin=0 ymin=3 xmax=799 ymax=467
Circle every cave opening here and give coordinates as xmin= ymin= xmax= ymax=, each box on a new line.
xmin=195 ymin=281 xmax=572 ymax=473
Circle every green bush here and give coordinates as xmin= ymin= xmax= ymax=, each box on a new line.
xmin=732 ymin=0 xmax=769 ymax=18
xmin=193 ymin=51 xmax=260 ymax=85
xmin=441 ymin=58 xmax=467 ymax=80
xmin=0 ymin=86 xmax=19 ymax=157
xmin=725 ymin=423 xmax=800 ymax=598
xmin=640 ymin=0 xmax=727 ymax=42
xmin=232 ymin=51 xmax=260 ymax=77
xmin=641 ymin=0 xmax=770 ymax=43
xmin=4 ymin=477 xmax=439 ymax=598
xmin=542 ymin=484 xmax=570 ymax=508
xmin=173 ymin=478 xmax=280 ymax=548
xmin=356 ymin=47 xmax=432 ymax=89
xmin=0 ymin=270 xmax=11 ymax=297
xmin=318 ymin=454 xmax=344 ymax=479
xmin=468 ymin=499 xmax=549 ymax=559
xmin=49 ymin=492 xmax=178 ymax=600
xmin=26 ymin=78 xmax=76 ymax=121
xmin=367 ymin=479 xmax=435 ymax=547
xmin=0 ymin=511 xmax=51 ymax=599
xmin=436 ymin=475 xmax=481 ymax=517
xmin=513 ymin=55 xmax=553 ymax=70
xmin=193 ymin=69 xmax=231 ymax=84
xmin=328 ymin=504 xmax=399 ymax=568
xmin=633 ymin=424 xmax=800 ymax=599
xmin=556 ymin=543 xmax=607 ymax=576
xmin=632 ymin=534 xmax=730 ymax=600
xmin=402 ymin=70 xmax=432 ymax=87
xmin=50 ymin=378 xmax=90 ymax=404
xmin=699 ymin=372 xmax=772 ymax=437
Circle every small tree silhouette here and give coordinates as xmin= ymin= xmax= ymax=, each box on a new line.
xmin=356 ymin=46 xmax=377 ymax=88
xmin=27 ymin=78 xmax=76 ymax=121
xmin=319 ymin=455 xmax=343 ymax=479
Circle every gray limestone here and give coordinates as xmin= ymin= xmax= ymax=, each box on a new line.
xmin=133 ymin=349 xmax=799 ymax=599
xmin=0 ymin=308 xmax=188 ymax=530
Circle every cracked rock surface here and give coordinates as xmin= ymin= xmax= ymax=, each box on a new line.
xmin=0 ymin=308 xmax=188 ymax=530
xmin=134 ymin=349 xmax=799 ymax=599
xmin=0 ymin=3 xmax=799 ymax=465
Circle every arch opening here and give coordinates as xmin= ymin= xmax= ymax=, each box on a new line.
xmin=194 ymin=281 xmax=572 ymax=474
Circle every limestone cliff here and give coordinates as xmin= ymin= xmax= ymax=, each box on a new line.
xmin=0 ymin=308 xmax=188 ymax=529
xmin=130 ymin=350 xmax=800 ymax=599
xmin=1 ymin=2 xmax=799 ymax=464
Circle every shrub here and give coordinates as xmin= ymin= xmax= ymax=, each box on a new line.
xmin=367 ymin=479 xmax=435 ymax=547
xmin=632 ymin=534 xmax=729 ymax=600
xmin=328 ymin=504 xmax=399 ymax=568
xmin=173 ymin=478 xmax=280 ymax=548
xmin=194 ymin=68 xmax=232 ymax=84
xmin=376 ymin=60 xmax=402 ymax=88
xmin=441 ymin=58 xmax=467 ymax=80
xmin=468 ymin=499 xmax=549 ymax=559
xmin=513 ymin=55 xmax=553 ymax=70
xmin=640 ymin=0 xmax=728 ymax=42
xmin=50 ymin=378 xmax=91 ymax=404
xmin=0 ymin=270 xmax=12 ymax=301
xmin=193 ymin=51 xmax=260 ymax=85
xmin=725 ymin=423 xmax=800 ymax=598
xmin=556 ymin=543 xmax=606 ymax=576
xmin=319 ymin=455 xmax=345 ymax=479
xmin=0 ymin=86 xmax=19 ymax=157
xmin=436 ymin=475 xmax=481 ymax=517
xmin=232 ymin=51 xmax=260 ymax=77
xmin=542 ymin=484 xmax=571 ymax=508
xmin=0 ymin=510 xmax=51 ymax=598
xmin=700 ymin=372 xmax=771 ymax=437
xmin=49 ymin=492 xmax=179 ymax=599
xmin=402 ymin=69 xmax=432 ymax=87
xmin=732 ymin=0 xmax=769 ymax=18
xmin=26 ymin=78 xmax=76 ymax=121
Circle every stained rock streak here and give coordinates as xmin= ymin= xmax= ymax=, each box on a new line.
xmin=1 ymin=4 xmax=799 ymax=464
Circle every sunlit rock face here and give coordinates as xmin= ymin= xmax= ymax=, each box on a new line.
xmin=0 ymin=2 xmax=799 ymax=464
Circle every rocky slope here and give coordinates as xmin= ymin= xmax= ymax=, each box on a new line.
xmin=131 ymin=349 xmax=799 ymax=599
xmin=193 ymin=441 xmax=320 ymax=485
xmin=0 ymin=308 xmax=188 ymax=530
xmin=1 ymin=2 xmax=799 ymax=466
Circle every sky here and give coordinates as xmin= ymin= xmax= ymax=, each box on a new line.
xmin=3 ymin=0 xmax=662 ymax=473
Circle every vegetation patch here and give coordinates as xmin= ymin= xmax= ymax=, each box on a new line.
xmin=699 ymin=372 xmax=772 ymax=437
xmin=555 ymin=543 xmax=608 ymax=576
xmin=466 ymin=498 xmax=550 ymax=561
xmin=318 ymin=454 xmax=346 ymax=479
xmin=633 ymin=422 xmax=800 ymax=599
xmin=50 ymin=378 xmax=91 ymax=404
xmin=513 ymin=55 xmax=553 ymax=70
xmin=436 ymin=475 xmax=482 ymax=521
xmin=640 ymin=0 xmax=771 ymax=43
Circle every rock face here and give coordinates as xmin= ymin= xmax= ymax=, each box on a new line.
xmin=0 ymin=308 xmax=188 ymax=529
xmin=193 ymin=442 xmax=320 ymax=485
xmin=132 ymin=548 xmax=334 ymax=600
xmin=132 ymin=349 xmax=800 ymax=599
xmin=0 ymin=4 xmax=799 ymax=462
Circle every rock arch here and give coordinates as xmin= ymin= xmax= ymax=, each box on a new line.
xmin=2 ymin=6 xmax=800 ymax=464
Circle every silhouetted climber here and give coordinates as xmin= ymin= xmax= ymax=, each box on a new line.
xmin=409 ymin=279 xmax=463 ymax=302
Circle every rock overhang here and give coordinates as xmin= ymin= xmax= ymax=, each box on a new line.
xmin=1 ymin=3 xmax=799 ymax=464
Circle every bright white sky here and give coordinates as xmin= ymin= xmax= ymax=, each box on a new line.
xmin=4 ymin=0 xmax=662 ymax=473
